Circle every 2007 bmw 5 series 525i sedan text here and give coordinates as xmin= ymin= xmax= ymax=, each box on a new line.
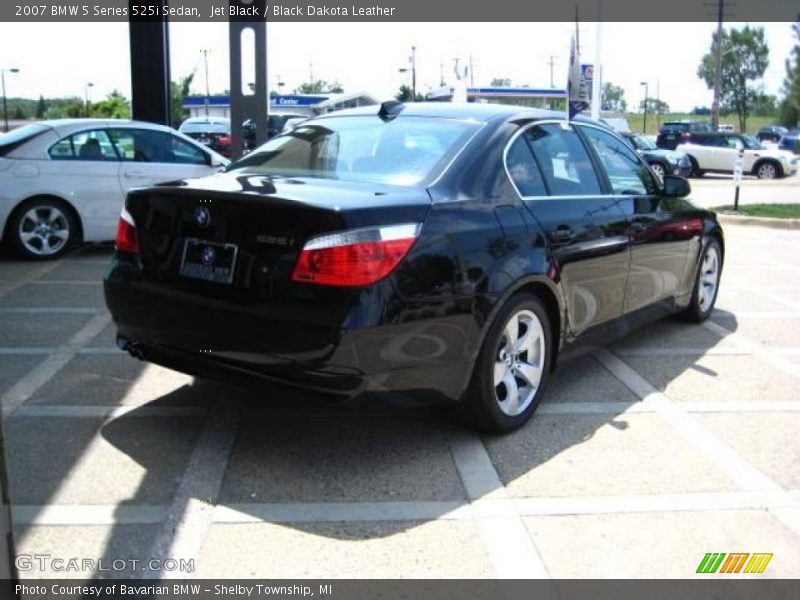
xmin=104 ymin=102 xmax=723 ymax=432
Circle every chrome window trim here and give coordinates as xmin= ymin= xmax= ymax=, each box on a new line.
xmin=502 ymin=118 xmax=656 ymax=201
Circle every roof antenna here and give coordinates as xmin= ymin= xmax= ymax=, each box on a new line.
xmin=378 ymin=100 xmax=404 ymax=120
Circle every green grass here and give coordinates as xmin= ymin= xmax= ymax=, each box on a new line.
xmin=626 ymin=113 xmax=776 ymax=136
xmin=712 ymin=203 xmax=800 ymax=219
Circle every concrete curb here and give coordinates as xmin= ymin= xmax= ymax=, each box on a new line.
xmin=715 ymin=213 xmax=800 ymax=230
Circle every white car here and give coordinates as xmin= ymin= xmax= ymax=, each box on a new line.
xmin=677 ymin=132 xmax=798 ymax=180
xmin=0 ymin=119 xmax=229 ymax=259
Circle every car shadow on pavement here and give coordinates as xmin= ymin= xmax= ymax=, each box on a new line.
xmin=80 ymin=309 xmax=741 ymax=569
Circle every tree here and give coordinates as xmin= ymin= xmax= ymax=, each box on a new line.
xmin=35 ymin=95 xmax=47 ymax=119
xmin=638 ymin=97 xmax=669 ymax=114
xmin=602 ymin=82 xmax=626 ymax=113
xmin=170 ymin=71 xmax=195 ymax=126
xmin=88 ymin=91 xmax=130 ymax=119
xmin=394 ymin=84 xmax=424 ymax=102
xmin=697 ymin=25 xmax=769 ymax=132
xmin=296 ymin=80 xmax=344 ymax=94
xmin=12 ymin=105 xmax=25 ymax=120
xmin=780 ymin=19 xmax=800 ymax=127
xmin=490 ymin=77 xmax=512 ymax=87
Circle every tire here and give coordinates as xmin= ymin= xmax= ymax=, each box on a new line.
xmin=755 ymin=160 xmax=781 ymax=180
xmin=459 ymin=293 xmax=552 ymax=433
xmin=688 ymin=156 xmax=704 ymax=178
xmin=650 ymin=162 xmax=667 ymax=180
xmin=680 ymin=238 xmax=722 ymax=323
xmin=7 ymin=197 xmax=78 ymax=260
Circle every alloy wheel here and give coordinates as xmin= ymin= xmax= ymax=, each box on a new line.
xmin=650 ymin=163 xmax=665 ymax=179
xmin=757 ymin=162 xmax=778 ymax=179
xmin=493 ymin=309 xmax=545 ymax=417
xmin=17 ymin=205 xmax=70 ymax=257
xmin=698 ymin=244 xmax=720 ymax=312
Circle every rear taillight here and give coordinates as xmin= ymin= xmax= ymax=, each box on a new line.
xmin=291 ymin=223 xmax=421 ymax=287
xmin=115 ymin=208 xmax=139 ymax=254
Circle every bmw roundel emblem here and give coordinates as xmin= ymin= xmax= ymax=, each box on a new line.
xmin=194 ymin=206 xmax=211 ymax=228
xmin=201 ymin=246 xmax=216 ymax=265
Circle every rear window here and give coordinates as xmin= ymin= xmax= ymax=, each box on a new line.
xmin=230 ymin=115 xmax=481 ymax=186
xmin=0 ymin=123 xmax=50 ymax=156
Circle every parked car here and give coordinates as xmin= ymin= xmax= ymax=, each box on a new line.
xmin=242 ymin=113 xmax=307 ymax=149
xmin=620 ymin=132 xmax=692 ymax=178
xmin=105 ymin=102 xmax=722 ymax=432
xmin=656 ymin=120 xmax=714 ymax=150
xmin=778 ymin=133 xmax=799 ymax=154
xmin=677 ymin=132 xmax=798 ymax=179
xmin=757 ymin=125 xmax=789 ymax=144
xmin=0 ymin=119 xmax=229 ymax=259
xmin=178 ymin=116 xmax=232 ymax=157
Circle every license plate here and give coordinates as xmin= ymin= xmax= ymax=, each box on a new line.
xmin=179 ymin=239 xmax=238 ymax=284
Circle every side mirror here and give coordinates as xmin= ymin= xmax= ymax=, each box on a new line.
xmin=662 ymin=174 xmax=690 ymax=198
xmin=209 ymin=155 xmax=225 ymax=168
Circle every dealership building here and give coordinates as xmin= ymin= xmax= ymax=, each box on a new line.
xmin=182 ymin=91 xmax=381 ymax=119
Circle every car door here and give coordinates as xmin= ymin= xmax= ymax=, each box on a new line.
xmin=508 ymin=122 xmax=630 ymax=336
xmin=578 ymin=124 xmax=699 ymax=313
xmin=45 ymin=128 xmax=124 ymax=238
xmin=109 ymin=127 xmax=216 ymax=191
xmin=709 ymin=135 xmax=738 ymax=172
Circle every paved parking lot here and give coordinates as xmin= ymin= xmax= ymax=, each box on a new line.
xmin=1 ymin=223 xmax=799 ymax=580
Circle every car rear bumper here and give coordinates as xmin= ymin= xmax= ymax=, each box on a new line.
xmin=104 ymin=264 xmax=475 ymax=405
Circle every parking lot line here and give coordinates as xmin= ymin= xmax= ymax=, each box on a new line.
xmin=0 ymin=259 xmax=67 ymax=298
xmin=703 ymin=320 xmax=800 ymax=379
xmin=744 ymin=287 xmax=800 ymax=312
xmin=141 ymin=399 xmax=240 ymax=580
xmin=212 ymin=501 xmax=470 ymax=524
xmin=12 ymin=504 xmax=168 ymax=526
xmin=0 ymin=307 xmax=102 ymax=315
xmin=445 ymin=428 xmax=550 ymax=579
xmin=13 ymin=490 xmax=799 ymax=527
xmin=612 ymin=347 xmax=752 ymax=357
xmin=11 ymin=405 xmax=206 ymax=419
xmin=0 ymin=312 xmax=111 ymax=417
xmin=593 ymin=347 xmax=800 ymax=537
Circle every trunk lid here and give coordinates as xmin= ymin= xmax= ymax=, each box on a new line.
xmin=125 ymin=173 xmax=430 ymax=300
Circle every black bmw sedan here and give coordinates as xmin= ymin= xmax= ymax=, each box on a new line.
xmin=104 ymin=102 xmax=723 ymax=432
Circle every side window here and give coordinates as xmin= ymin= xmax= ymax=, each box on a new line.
xmin=580 ymin=126 xmax=657 ymax=195
xmin=108 ymin=128 xmax=208 ymax=165
xmin=49 ymin=129 xmax=117 ymax=161
xmin=506 ymin=136 xmax=547 ymax=196
xmin=523 ymin=123 xmax=602 ymax=196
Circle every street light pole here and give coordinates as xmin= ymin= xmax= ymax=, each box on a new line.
xmin=411 ymin=46 xmax=417 ymax=101
xmin=84 ymin=82 xmax=94 ymax=117
xmin=201 ymin=49 xmax=210 ymax=117
xmin=1 ymin=68 xmax=20 ymax=133
xmin=640 ymin=81 xmax=649 ymax=134
xmin=711 ymin=0 xmax=725 ymax=131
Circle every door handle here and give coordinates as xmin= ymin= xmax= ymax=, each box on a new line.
xmin=124 ymin=171 xmax=146 ymax=178
xmin=548 ymin=226 xmax=575 ymax=243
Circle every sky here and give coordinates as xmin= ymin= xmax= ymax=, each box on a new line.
xmin=0 ymin=21 xmax=793 ymax=113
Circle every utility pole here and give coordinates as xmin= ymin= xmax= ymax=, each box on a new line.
xmin=411 ymin=46 xmax=417 ymax=101
xmin=201 ymin=49 xmax=210 ymax=116
xmin=711 ymin=0 xmax=724 ymax=130
xmin=1 ymin=68 xmax=20 ymax=133
xmin=309 ymin=60 xmax=314 ymax=86
xmin=545 ymin=55 xmax=557 ymax=88
xmin=84 ymin=82 xmax=94 ymax=117
xmin=439 ymin=58 xmax=445 ymax=87
xmin=468 ymin=52 xmax=474 ymax=88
